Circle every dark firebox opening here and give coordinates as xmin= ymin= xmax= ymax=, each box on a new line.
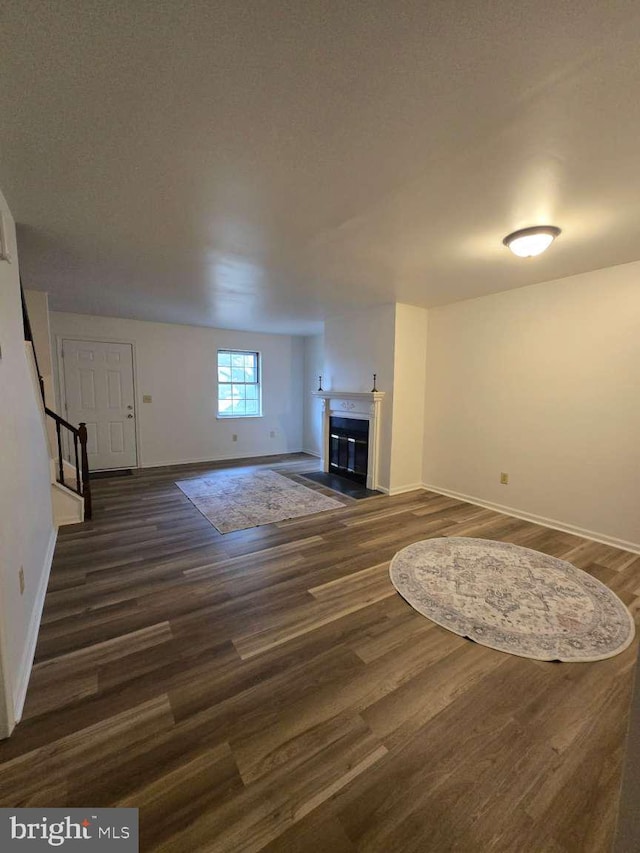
xmin=329 ymin=416 xmax=369 ymax=485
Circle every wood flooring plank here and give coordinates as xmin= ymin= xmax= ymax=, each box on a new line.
xmin=34 ymin=621 xmax=173 ymax=673
xmin=116 ymin=742 xmax=243 ymax=850
xmin=21 ymin=671 xmax=99 ymax=721
xmin=347 ymin=609 xmax=437 ymax=664
xmin=259 ymin=812 xmax=357 ymax=853
xmin=0 ymin=696 xmax=174 ymax=806
xmin=232 ymin=581 xmax=395 ymax=660
xmin=154 ymin=722 xmax=387 ymax=853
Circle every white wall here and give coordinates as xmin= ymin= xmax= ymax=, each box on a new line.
xmin=324 ymin=304 xmax=396 ymax=490
xmin=0 ymin=191 xmax=56 ymax=735
xmin=390 ymin=304 xmax=428 ymax=493
xmin=423 ymin=261 xmax=640 ymax=551
xmin=302 ymin=334 xmax=324 ymax=456
xmin=50 ymin=312 xmax=304 ymax=468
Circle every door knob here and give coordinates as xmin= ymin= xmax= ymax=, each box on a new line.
xmin=127 ymin=405 xmax=133 ymax=410
xmin=127 ymin=414 xmax=134 ymax=419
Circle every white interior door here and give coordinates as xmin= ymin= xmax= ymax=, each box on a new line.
xmin=62 ymin=339 xmax=137 ymax=470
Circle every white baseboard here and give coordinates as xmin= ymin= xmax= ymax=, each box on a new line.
xmin=14 ymin=526 xmax=58 ymax=721
xmin=302 ymin=449 xmax=321 ymax=458
xmin=422 ymin=483 xmax=640 ymax=555
xmin=0 ymin=623 xmax=15 ymax=739
xmin=384 ymin=483 xmax=425 ymax=497
xmin=142 ymin=449 xmax=307 ymax=469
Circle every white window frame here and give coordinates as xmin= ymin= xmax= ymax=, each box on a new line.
xmin=216 ymin=349 xmax=263 ymax=419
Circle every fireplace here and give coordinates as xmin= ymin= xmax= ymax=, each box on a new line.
xmin=329 ymin=417 xmax=369 ymax=484
xmin=312 ymin=390 xmax=386 ymax=491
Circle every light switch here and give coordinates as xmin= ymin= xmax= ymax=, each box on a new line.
xmin=143 ymin=395 xmax=152 ymax=403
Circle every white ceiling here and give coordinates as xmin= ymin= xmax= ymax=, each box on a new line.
xmin=1 ymin=1 xmax=639 ymax=335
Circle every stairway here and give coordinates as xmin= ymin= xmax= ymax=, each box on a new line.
xmin=22 ymin=287 xmax=91 ymax=526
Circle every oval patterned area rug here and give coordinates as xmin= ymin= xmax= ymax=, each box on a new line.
xmin=389 ymin=537 xmax=635 ymax=662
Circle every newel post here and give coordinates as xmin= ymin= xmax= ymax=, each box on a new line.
xmin=78 ymin=422 xmax=92 ymax=521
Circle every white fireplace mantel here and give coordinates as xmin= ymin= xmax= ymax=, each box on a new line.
xmin=312 ymin=390 xmax=386 ymax=490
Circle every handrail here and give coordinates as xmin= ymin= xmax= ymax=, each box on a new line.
xmin=20 ymin=280 xmax=45 ymax=401
xmin=44 ymin=407 xmax=92 ymax=521
xmin=44 ymin=407 xmax=78 ymax=434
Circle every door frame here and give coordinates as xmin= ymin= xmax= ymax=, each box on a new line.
xmin=55 ymin=335 xmax=141 ymax=470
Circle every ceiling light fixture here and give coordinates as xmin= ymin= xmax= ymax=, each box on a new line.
xmin=503 ymin=225 xmax=561 ymax=258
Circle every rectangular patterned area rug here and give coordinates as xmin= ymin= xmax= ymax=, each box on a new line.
xmin=175 ymin=468 xmax=344 ymax=533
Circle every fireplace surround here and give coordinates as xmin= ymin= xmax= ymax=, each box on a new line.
xmin=312 ymin=391 xmax=386 ymax=491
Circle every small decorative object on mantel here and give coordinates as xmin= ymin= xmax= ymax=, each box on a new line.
xmin=317 ymin=375 xmax=323 ymax=392
xmin=371 ymin=373 xmax=378 ymax=392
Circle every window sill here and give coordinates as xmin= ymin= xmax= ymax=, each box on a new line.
xmin=216 ymin=414 xmax=264 ymax=420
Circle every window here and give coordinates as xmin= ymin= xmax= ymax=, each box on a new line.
xmin=217 ymin=349 xmax=262 ymax=418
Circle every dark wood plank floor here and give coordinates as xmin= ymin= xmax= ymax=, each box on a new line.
xmin=1 ymin=453 xmax=638 ymax=852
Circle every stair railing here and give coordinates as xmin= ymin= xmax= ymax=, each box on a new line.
xmin=20 ymin=280 xmax=92 ymax=520
xmin=45 ymin=408 xmax=93 ymax=520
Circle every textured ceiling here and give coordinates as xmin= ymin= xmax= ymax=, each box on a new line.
xmin=1 ymin=1 xmax=640 ymax=334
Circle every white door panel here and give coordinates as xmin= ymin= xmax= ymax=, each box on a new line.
xmin=62 ymin=340 xmax=137 ymax=470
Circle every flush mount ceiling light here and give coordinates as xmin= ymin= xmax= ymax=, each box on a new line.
xmin=503 ymin=225 xmax=561 ymax=258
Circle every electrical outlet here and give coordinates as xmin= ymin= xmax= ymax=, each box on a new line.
xmin=19 ymin=566 xmax=25 ymax=595
xmin=142 ymin=394 xmax=152 ymax=403
xmin=232 ymin=434 xmax=238 ymax=442
xmin=500 ymin=472 xmax=509 ymax=485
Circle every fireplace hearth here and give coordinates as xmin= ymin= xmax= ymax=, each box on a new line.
xmin=329 ymin=417 xmax=369 ymax=485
